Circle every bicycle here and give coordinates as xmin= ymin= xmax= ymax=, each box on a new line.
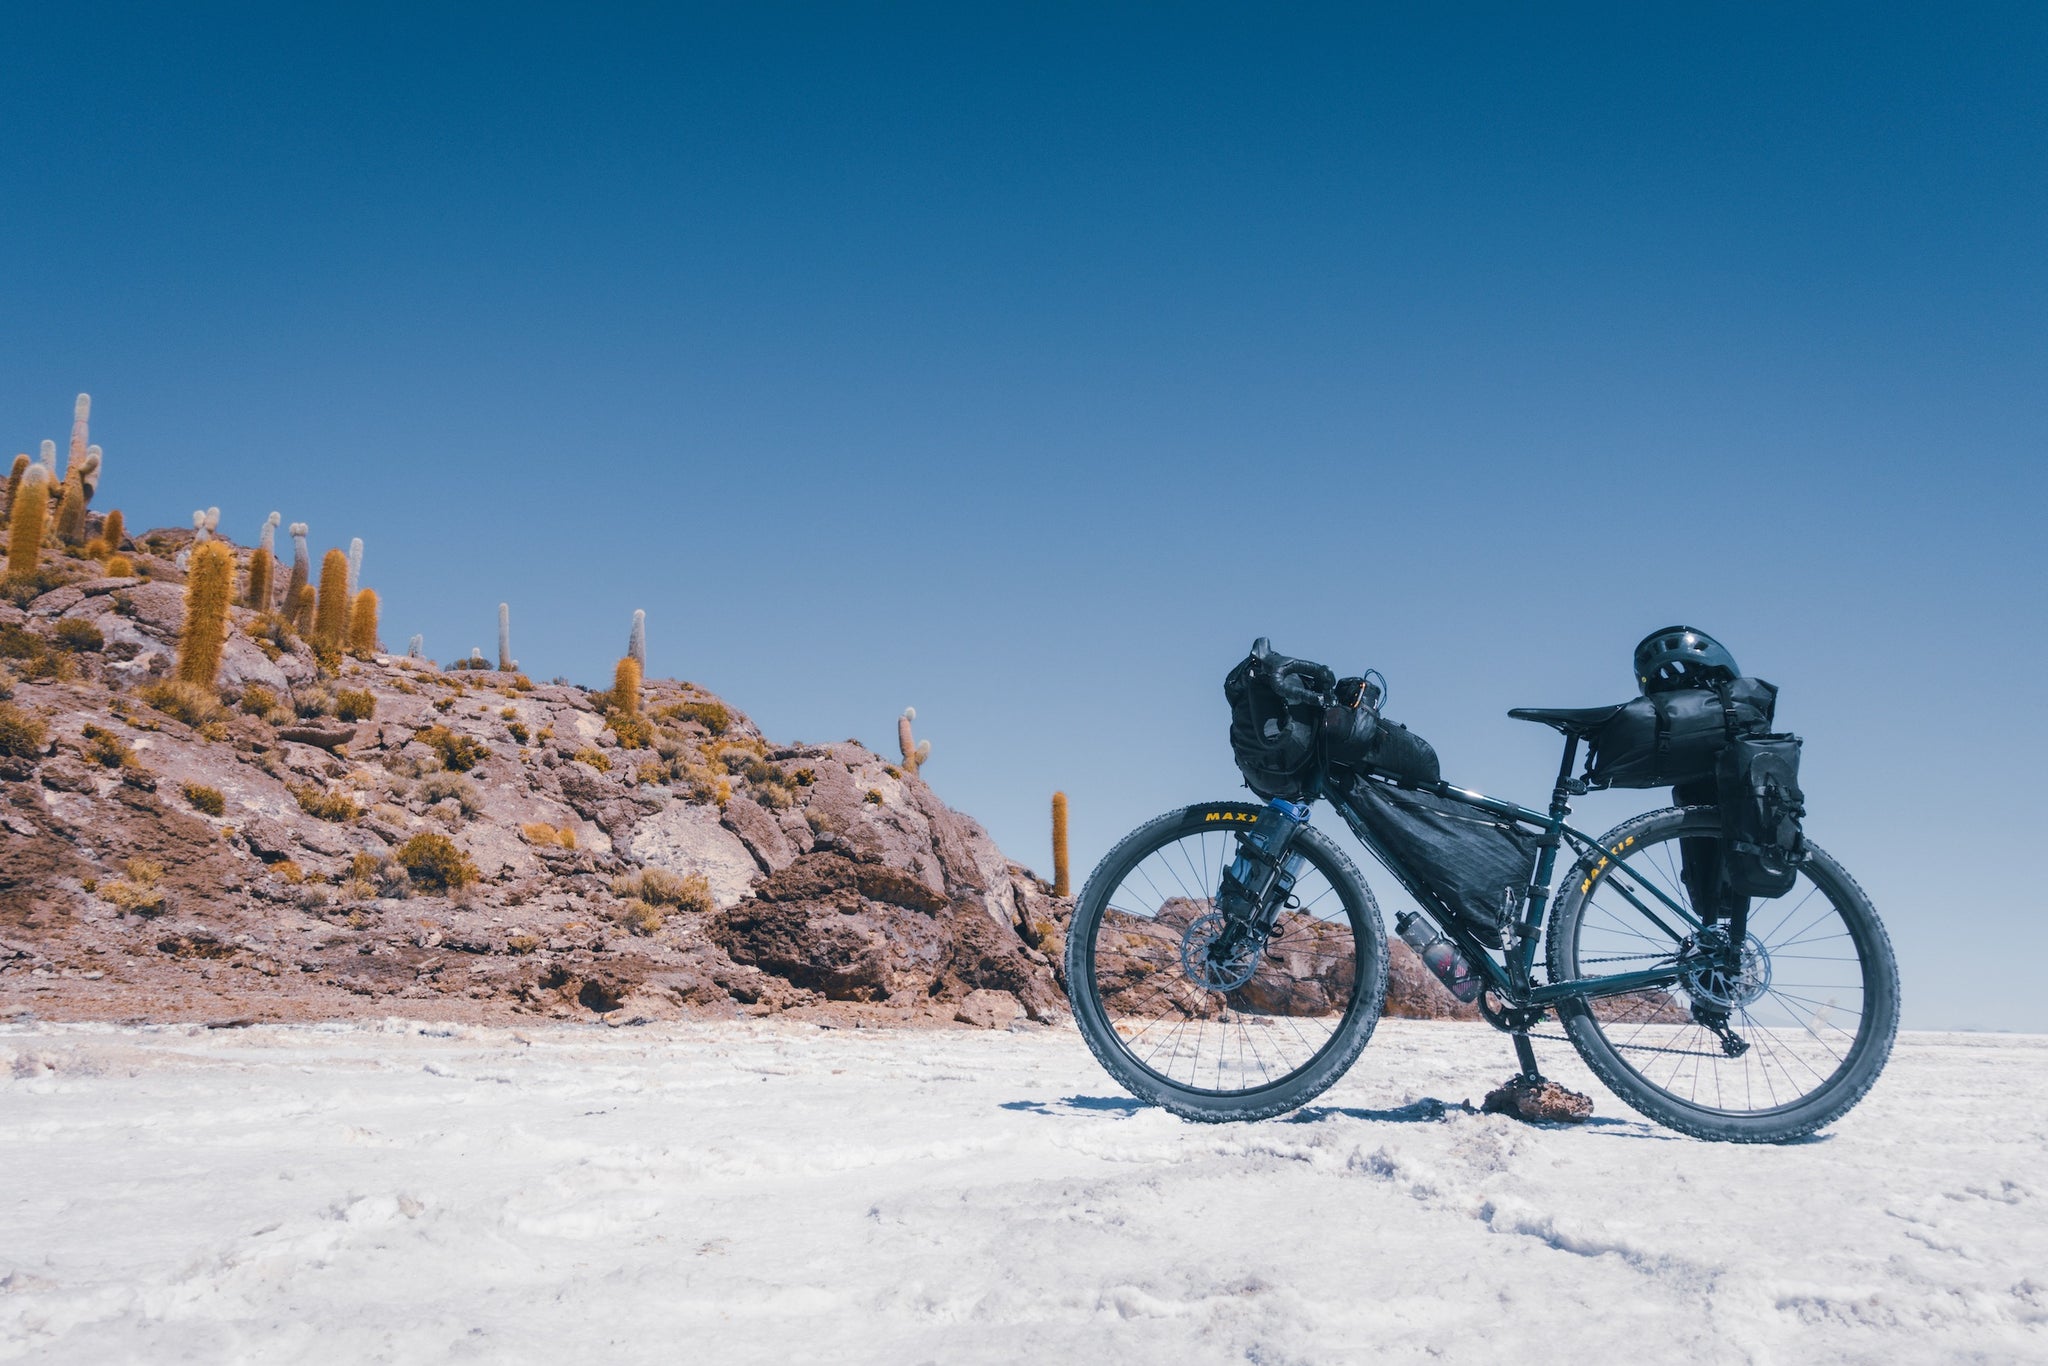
xmin=1064 ymin=642 xmax=1900 ymax=1143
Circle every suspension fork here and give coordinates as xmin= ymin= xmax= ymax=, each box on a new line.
xmin=1215 ymin=798 xmax=1313 ymax=946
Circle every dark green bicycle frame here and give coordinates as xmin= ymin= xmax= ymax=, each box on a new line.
xmin=1326 ymin=732 xmax=1705 ymax=1006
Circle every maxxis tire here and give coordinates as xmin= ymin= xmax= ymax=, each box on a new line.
xmin=1547 ymin=806 xmax=1901 ymax=1144
xmin=1064 ymin=802 xmax=1388 ymax=1123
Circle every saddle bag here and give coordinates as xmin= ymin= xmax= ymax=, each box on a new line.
xmin=1224 ymin=650 xmax=1334 ymax=802
xmin=1584 ymin=678 xmax=1778 ymax=789
xmin=1716 ymin=734 xmax=1806 ymax=898
xmin=1342 ymin=777 xmax=1540 ymax=946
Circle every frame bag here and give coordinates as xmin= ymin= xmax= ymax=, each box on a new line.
xmin=1717 ymin=735 xmax=1806 ymax=898
xmin=1343 ymin=778 xmax=1540 ymax=946
xmin=1584 ymin=678 xmax=1778 ymax=789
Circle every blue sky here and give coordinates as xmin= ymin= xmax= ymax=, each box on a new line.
xmin=4 ymin=4 xmax=2042 ymax=1028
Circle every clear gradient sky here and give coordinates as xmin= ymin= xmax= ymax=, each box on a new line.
xmin=4 ymin=5 xmax=2043 ymax=1028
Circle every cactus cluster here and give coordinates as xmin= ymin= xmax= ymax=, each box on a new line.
xmin=898 ymin=707 xmax=931 ymax=777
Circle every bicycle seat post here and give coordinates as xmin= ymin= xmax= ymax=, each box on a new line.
xmin=1549 ymin=735 xmax=1584 ymax=818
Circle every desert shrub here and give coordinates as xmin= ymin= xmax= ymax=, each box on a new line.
xmin=616 ymin=899 xmax=665 ymax=936
xmin=506 ymin=720 xmax=530 ymax=744
xmin=138 ymin=679 xmax=225 ymax=729
xmin=0 ymin=666 xmax=15 ymax=700
xmin=53 ymin=618 xmax=104 ymax=653
xmin=635 ymin=760 xmax=665 ymax=787
xmin=656 ymin=700 xmax=729 ymax=736
xmin=334 ymin=688 xmax=377 ymax=722
xmin=395 ymin=831 xmax=478 ymax=891
xmin=181 ymin=783 xmax=226 ymax=816
xmin=417 ymin=725 xmax=488 ymax=772
xmin=607 ymin=709 xmax=654 ymax=750
xmin=521 ymin=822 xmax=577 ymax=849
xmin=101 ymin=858 xmax=166 ymax=915
xmin=612 ymin=867 xmax=712 ymax=914
xmin=571 ymin=746 xmax=611 ymax=772
xmin=0 ymin=701 xmax=47 ymax=757
xmin=291 ymin=784 xmax=360 ymax=822
xmin=865 ymin=788 xmax=884 ymax=805
xmin=417 ymin=770 xmax=481 ymax=816
xmin=238 ymin=684 xmax=280 ymax=717
xmin=273 ymin=859 xmax=306 ymax=884
xmin=293 ymin=685 xmax=335 ymax=719
xmin=339 ymin=876 xmax=378 ymax=902
xmin=80 ymin=725 xmax=137 ymax=769
xmin=377 ymin=863 xmax=412 ymax=898
xmin=500 ymin=707 xmax=517 ymax=720
xmin=432 ymin=697 xmax=454 ymax=713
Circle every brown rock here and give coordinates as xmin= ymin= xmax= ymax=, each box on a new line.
xmin=1482 ymin=1076 xmax=1594 ymax=1124
xmin=954 ymin=988 xmax=1024 ymax=1029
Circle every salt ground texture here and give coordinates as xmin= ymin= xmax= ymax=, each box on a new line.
xmin=3 ymin=1020 xmax=2043 ymax=1364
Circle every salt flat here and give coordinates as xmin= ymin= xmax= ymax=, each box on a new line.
xmin=2 ymin=1018 xmax=2042 ymax=1365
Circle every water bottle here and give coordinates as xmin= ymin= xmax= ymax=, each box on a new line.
xmin=1220 ymin=799 xmax=1310 ymax=913
xmin=1396 ymin=911 xmax=1482 ymax=1002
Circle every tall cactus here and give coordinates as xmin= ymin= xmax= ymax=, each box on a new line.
xmin=177 ymin=541 xmax=236 ymax=689
xmin=610 ymin=656 xmax=642 ymax=715
xmin=55 ymin=473 xmax=87 ymax=544
xmin=66 ymin=394 xmax=89 ymax=480
xmin=898 ymin=707 xmax=930 ymax=777
xmin=287 ymin=583 xmax=315 ymax=634
xmin=95 ymin=508 xmax=126 ymax=560
xmin=285 ymin=522 xmax=311 ymax=606
xmin=407 ymin=634 xmax=424 ymax=659
xmin=37 ymin=440 xmax=56 ymax=480
xmin=313 ymin=547 xmax=351 ymax=648
xmin=3 ymin=455 xmax=26 ymax=521
xmin=1051 ymin=791 xmax=1070 ymax=897
xmin=346 ymin=537 xmax=363 ymax=595
xmin=498 ymin=602 xmax=517 ymax=672
xmin=348 ymin=589 xmax=380 ymax=656
xmin=191 ymin=510 xmax=211 ymax=544
xmin=245 ymin=512 xmax=280 ymax=609
xmin=81 ymin=445 xmax=101 ymax=500
xmin=5 ymin=466 xmax=51 ymax=580
xmin=628 ymin=609 xmax=646 ymax=666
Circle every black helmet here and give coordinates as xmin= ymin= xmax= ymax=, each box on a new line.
xmin=1634 ymin=625 xmax=1740 ymax=694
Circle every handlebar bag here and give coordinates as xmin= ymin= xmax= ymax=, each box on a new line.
xmin=1716 ymin=734 xmax=1805 ymax=898
xmin=1585 ymin=678 xmax=1778 ymax=789
xmin=1342 ymin=777 xmax=1540 ymax=947
xmin=1224 ymin=651 xmax=1332 ymax=801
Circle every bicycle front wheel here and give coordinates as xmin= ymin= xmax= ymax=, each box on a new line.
xmin=1547 ymin=806 xmax=1900 ymax=1143
xmin=1065 ymin=802 xmax=1388 ymax=1122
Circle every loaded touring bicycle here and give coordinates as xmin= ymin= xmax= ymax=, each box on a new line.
xmin=1064 ymin=631 xmax=1899 ymax=1143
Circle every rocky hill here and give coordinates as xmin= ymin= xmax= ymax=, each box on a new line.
xmin=2 ymin=416 xmax=1469 ymax=1028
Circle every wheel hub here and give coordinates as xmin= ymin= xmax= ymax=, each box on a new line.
xmin=1682 ymin=930 xmax=1772 ymax=1010
xmin=1179 ymin=912 xmax=1263 ymax=992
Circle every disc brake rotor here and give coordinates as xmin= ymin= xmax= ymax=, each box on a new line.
xmin=1683 ymin=932 xmax=1772 ymax=1009
xmin=1179 ymin=912 xmax=1263 ymax=992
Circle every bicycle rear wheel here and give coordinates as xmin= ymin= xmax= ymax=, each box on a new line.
xmin=1065 ymin=802 xmax=1387 ymax=1122
xmin=1546 ymin=806 xmax=1899 ymax=1142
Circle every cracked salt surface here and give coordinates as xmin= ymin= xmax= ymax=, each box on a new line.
xmin=2 ymin=1020 xmax=2042 ymax=1363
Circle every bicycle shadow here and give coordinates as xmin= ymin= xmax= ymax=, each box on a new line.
xmin=999 ymin=1096 xmax=1150 ymax=1116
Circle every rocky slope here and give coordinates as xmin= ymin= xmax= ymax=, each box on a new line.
xmin=1 ymin=522 xmax=1472 ymax=1029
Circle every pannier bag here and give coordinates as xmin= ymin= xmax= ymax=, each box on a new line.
xmin=1225 ymin=648 xmax=1335 ymax=802
xmin=1343 ymin=777 xmax=1541 ymax=946
xmin=1717 ymin=735 xmax=1806 ymax=898
xmin=1584 ymin=677 xmax=1778 ymax=789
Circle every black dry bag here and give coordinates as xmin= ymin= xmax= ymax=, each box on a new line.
xmin=1224 ymin=648 xmax=1334 ymax=802
xmin=1717 ymin=734 xmax=1806 ymax=898
xmin=1584 ymin=678 xmax=1778 ymax=789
